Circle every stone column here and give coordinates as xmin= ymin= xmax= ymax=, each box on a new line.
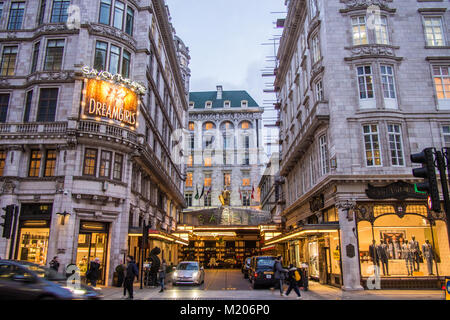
xmin=336 ymin=200 xmax=364 ymax=291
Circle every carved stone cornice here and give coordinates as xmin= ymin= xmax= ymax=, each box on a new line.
xmin=189 ymin=112 xmax=261 ymax=122
xmin=340 ymin=0 xmax=395 ymax=13
xmin=85 ymin=23 xmax=137 ymax=50
xmin=1 ymin=178 xmax=17 ymax=195
xmin=27 ymin=70 xmax=75 ymax=83
xmin=344 ymin=44 xmax=402 ymax=61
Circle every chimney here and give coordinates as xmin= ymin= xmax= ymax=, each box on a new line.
xmin=216 ymin=85 xmax=223 ymax=100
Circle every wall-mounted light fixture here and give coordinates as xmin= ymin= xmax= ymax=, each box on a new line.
xmin=56 ymin=211 xmax=71 ymax=225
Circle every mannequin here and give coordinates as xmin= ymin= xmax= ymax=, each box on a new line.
xmin=402 ymin=240 xmax=413 ymax=276
xmin=422 ymin=240 xmax=434 ymax=275
xmin=369 ymin=240 xmax=379 ymax=268
xmin=376 ymin=240 xmax=389 ymax=276
xmin=392 ymin=236 xmax=401 ymax=259
xmin=410 ymin=236 xmax=421 ymax=271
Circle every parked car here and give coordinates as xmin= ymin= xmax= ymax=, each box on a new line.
xmin=172 ymin=261 xmax=205 ymax=286
xmin=241 ymin=257 xmax=252 ymax=278
xmin=0 ymin=260 xmax=103 ymax=300
xmin=248 ymin=256 xmax=277 ymax=289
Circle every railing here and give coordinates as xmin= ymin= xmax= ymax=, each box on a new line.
xmin=17 ymin=123 xmax=38 ymax=133
xmin=0 ymin=124 xmax=11 ymax=133
xmin=44 ymin=122 xmax=67 ymax=133
xmin=0 ymin=122 xmax=68 ymax=134
xmin=78 ymin=121 xmax=100 ymax=133
xmin=78 ymin=120 xmax=139 ymax=145
xmin=106 ymin=125 xmax=123 ymax=137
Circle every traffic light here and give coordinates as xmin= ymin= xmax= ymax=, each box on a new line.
xmin=142 ymin=223 xmax=150 ymax=249
xmin=411 ymin=148 xmax=440 ymax=212
xmin=1 ymin=205 xmax=14 ymax=239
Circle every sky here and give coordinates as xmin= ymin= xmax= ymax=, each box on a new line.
xmin=166 ymin=0 xmax=286 ymax=110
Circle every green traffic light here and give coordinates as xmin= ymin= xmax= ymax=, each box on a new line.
xmin=414 ymin=184 xmax=426 ymax=194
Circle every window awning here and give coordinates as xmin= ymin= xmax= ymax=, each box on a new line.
xmin=128 ymin=230 xmax=189 ymax=246
xmin=264 ymin=224 xmax=340 ymax=246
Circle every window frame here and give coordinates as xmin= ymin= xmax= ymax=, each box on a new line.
xmin=0 ymin=93 xmax=10 ymax=123
xmin=351 ymin=16 xmax=368 ymax=46
xmin=44 ymin=149 xmax=57 ymax=177
xmin=112 ymin=153 xmax=123 ymax=181
xmin=50 ymin=0 xmax=70 ymax=24
xmin=83 ymin=148 xmax=98 ymax=177
xmin=0 ymin=150 xmax=6 ymax=176
xmin=357 ymin=65 xmax=375 ymax=100
xmin=28 ymin=150 xmax=42 ymax=177
xmin=0 ymin=45 xmax=18 ymax=76
xmin=99 ymin=0 xmax=112 ymax=25
xmin=422 ymin=15 xmax=446 ymax=47
xmin=43 ymin=39 xmax=65 ymax=71
xmin=99 ymin=150 xmax=112 ymax=178
xmin=23 ymin=90 xmax=33 ymax=123
xmin=432 ymin=65 xmax=450 ymax=100
xmin=362 ymin=124 xmax=382 ymax=167
xmin=319 ymin=134 xmax=329 ymax=176
xmin=7 ymin=2 xmax=25 ymax=31
xmin=380 ymin=64 xmax=397 ymax=100
xmin=387 ymin=123 xmax=405 ymax=167
xmin=36 ymin=87 xmax=59 ymax=122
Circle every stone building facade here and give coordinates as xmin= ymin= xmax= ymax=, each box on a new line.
xmin=266 ymin=0 xmax=450 ymax=290
xmin=0 ymin=0 xmax=189 ymax=285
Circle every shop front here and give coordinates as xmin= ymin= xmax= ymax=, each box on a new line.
xmin=75 ymin=221 xmax=110 ymax=285
xmin=263 ymin=224 xmax=342 ymax=288
xmin=355 ymin=201 xmax=450 ymax=288
xmin=15 ymin=203 xmax=53 ymax=265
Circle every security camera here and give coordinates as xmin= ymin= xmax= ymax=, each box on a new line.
xmin=63 ymin=190 xmax=69 ymax=196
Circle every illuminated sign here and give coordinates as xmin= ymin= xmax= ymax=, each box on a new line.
xmin=81 ymin=78 xmax=139 ymax=129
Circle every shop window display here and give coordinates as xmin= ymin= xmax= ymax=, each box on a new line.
xmin=17 ymin=228 xmax=49 ymax=265
xmin=358 ymin=205 xmax=449 ymax=277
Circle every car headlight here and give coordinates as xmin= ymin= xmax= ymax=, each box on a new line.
xmin=63 ymin=286 xmax=87 ymax=297
xmin=192 ymin=271 xmax=198 ymax=278
xmin=173 ymin=271 xmax=178 ymax=277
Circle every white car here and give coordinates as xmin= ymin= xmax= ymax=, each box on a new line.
xmin=172 ymin=261 xmax=205 ymax=286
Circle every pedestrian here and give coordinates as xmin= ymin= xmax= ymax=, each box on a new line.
xmin=159 ymin=258 xmax=167 ymax=293
xmin=86 ymin=257 xmax=101 ymax=287
xmin=149 ymin=247 xmax=161 ymax=287
xmin=284 ymin=264 xmax=302 ymax=299
xmin=49 ymin=256 xmax=60 ymax=272
xmin=123 ymin=255 xmax=139 ymax=300
xmin=271 ymin=256 xmax=288 ymax=296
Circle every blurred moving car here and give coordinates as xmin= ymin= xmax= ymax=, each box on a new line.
xmin=241 ymin=257 xmax=252 ymax=278
xmin=248 ymin=256 xmax=276 ymax=289
xmin=172 ymin=261 xmax=205 ymax=286
xmin=0 ymin=260 xmax=103 ymax=300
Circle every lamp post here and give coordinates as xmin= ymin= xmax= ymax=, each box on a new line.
xmin=56 ymin=211 xmax=71 ymax=225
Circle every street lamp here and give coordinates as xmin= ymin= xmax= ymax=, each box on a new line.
xmin=56 ymin=211 xmax=71 ymax=225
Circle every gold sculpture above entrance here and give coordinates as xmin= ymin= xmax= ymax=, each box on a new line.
xmin=219 ymin=187 xmax=231 ymax=207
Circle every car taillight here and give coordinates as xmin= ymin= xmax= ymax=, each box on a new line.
xmin=254 ymin=272 xmax=258 ymax=278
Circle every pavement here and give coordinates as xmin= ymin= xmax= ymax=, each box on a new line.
xmin=97 ymin=270 xmax=446 ymax=300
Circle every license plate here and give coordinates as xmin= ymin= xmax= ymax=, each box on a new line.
xmin=264 ymin=272 xmax=273 ymax=274
xmin=266 ymin=275 xmax=272 ymax=279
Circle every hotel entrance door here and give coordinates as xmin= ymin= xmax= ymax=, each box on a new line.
xmin=76 ymin=222 xmax=109 ymax=285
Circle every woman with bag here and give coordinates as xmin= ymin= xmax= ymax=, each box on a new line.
xmin=283 ymin=264 xmax=302 ymax=299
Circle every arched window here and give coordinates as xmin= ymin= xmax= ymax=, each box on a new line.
xmin=188 ymin=122 xmax=195 ymax=131
xmin=203 ymin=122 xmax=216 ymax=131
xmin=240 ymin=121 xmax=253 ymax=130
xmin=220 ymin=121 xmax=234 ymax=131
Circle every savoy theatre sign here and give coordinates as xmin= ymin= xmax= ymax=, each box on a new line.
xmin=80 ymin=66 xmax=147 ymax=129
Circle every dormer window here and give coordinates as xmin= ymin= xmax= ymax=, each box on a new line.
xmin=241 ymin=100 xmax=248 ymax=108
xmin=205 ymin=101 xmax=212 ymax=109
xmin=189 ymin=102 xmax=194 ymax=109
xmin=224 ymin=101 xmax=231 ymax=108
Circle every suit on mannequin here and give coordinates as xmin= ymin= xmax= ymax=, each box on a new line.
xmin=402 ymin=240 xmax=414 ymax=276
xmin=422 ymin=240 xmax=434 ymax=275
xmin=376 ymin=240 xmax=389 ymax=276
xmin=369 ymin=240 xmax=379 ymax=267
xmin=410 ymin=236 xmax=421 ymax=271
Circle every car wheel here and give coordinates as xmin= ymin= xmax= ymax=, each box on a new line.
xmin=38 ymin=295 xmax=57 ymax=300
xmin=252 ymin=280 xmax=259 ymax=290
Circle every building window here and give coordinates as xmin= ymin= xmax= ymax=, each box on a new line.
xmin=0 ymin=93 xmax=10 ymax=123
xmin=113 ymin=153 xmax=123 ymax=181
xmin=7 ymin=2 xmax=25 ymax=30
xmin=23 ymin=90 xmax=33 ymax=123
xmin=0 ymin=3 xmax=3 ymax=21
xmin=357 ymin=66 xmax=374 ymax=99
xmin=241 ymin=121 xmax=251 ymax=130
xmin=242 ymin=173 xmax=250 ymax=186
xmin=375 ymin=16 xmax=389 ymax=45
xmin=113 ymin=0 xmax=125 ymax=30
xmin=224 ymin=172 xmax=231 ymax=187
xmin=189 ymin=102 xmax=194 ymax=109
xmin=0 ymin=46 xmax=18 ymax=76
xmin=204 ymin=157 xmax=212 ymax=167
xmin=94 ymin=41 xmax=108 ymax=71
xmin=224 ymin=101 xmax=230 ymax=108
xmin=316 ymin=80 xmax=324 ymax=101
xmin=242 ymin=193 xmax=250 ymax=206
xmin=442 ymin=126 xmax=450 ymax=144
xmin=309 ymin=0 xmax=317 ymax=19
xmin=205 ymin=101 xmax=212 ymax=109
xmin=423 ymin=16 xmax=445 ymax=46
xmin=352 ymin=16 xmax=368 ymax=45
xmin=38 ymin=0 xmax=46 ymax=25
xmin=241 ymin=100 xmax=248 ymax=108
xmin=189 ymin=133 xmax=195 ymax=149
xmin=0 ymin=151 xmax=6 ymax=176
xmin=186 ymin=172 xmax=193 ymax=187
xmin=44 ymin=39 xmax=65 ymax=71
xmin=125 ymin=6 xmax=134 ymax=36
xmin=187 ymin=153 xmax=193 ymax=167
xmin=83 ymin=149 xmax=97 ymax=176
xmin=380 ymin=65 xmax=396 ymax=99
xmin=44 ymin=149 xmax=56 ymax=177
xmin=99 ymin=150 xmax=112 ymax=178
xmin=31 ymin=42 xmax=40 ymax=73
xmin=29 ymin=150 xmax=42 ymax=177
xmin=363 ymin=124 xmax=382 ymax=167
xmin=99 ymin=0 xmax=111 ymax=25
xmin=387 ymin=124 xmax=404 ymax=166
xmin=37 ymin=88 xmax=58 ymax=122
xmin=319 ymin=135 xmax=329 ymax=175
xmin=311 ymin=35 xmax=321 ymax=64
xmin=433 ymin=66 xmax=450 ymax=99
xmin=121 ymin=50 xmax=130 ymax=78
xmin=204 ymin=173 xmax=212 ymax=187
xmin=108 ymin=44 xmax=120 ymax=75
xmin=50 ymin=0 xmax=70 ymax=23
xmin=204 ymin=193 xmax=212 ymax=207
xmin=185 ymin=193 xmax=193 ymax=207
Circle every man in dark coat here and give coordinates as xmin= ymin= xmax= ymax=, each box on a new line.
xmin=272 ymin=256 xmax=288 ymax=296
xmin=123 ymin=255 xmax=139 ymax=300
xmin=87 ymin=258 xmax=101 ymax=287
xmin=149 ymin=247 xmax=161 ymax=287
xmin=49 ymin=256 xmax=60 ymax=272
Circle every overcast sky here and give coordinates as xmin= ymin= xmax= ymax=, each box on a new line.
xmin=166 ymin=0 xmax=286 ymax=109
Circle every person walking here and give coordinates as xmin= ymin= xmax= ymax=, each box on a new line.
xmin=49 ymin=256 xmax=60 ymax=272
xmin=159 ymin=258 xmax=167 ymax=293
xmin=284 ymin=264 xmax=302 ymax=299
xmin=86 ymin=258 xmax=101 ymax=287
xmin=149 ymin=247 xmax=161 ymax=287
xmin=272 ymin=256 xmax=288 ymax=296
xmin=123 ymin=255 xmax=139 ymax=300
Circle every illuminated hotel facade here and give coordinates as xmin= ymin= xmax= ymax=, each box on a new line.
xmin=268 ymin=0 xmax=450 ymax=290
xmin=0 ymin=0 xmax=189 ymax=285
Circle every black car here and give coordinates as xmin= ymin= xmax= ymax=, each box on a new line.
xmin=248 ymin=256 xmax=276 ymax=289
xmin=0 ymin=260 xmax=103 ymax=300
xmin=241 ymin=257 xmax=252 ymax=278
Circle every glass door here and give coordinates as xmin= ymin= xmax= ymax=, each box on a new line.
xmin=76 ymin=232 xmax=108 ymax=285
